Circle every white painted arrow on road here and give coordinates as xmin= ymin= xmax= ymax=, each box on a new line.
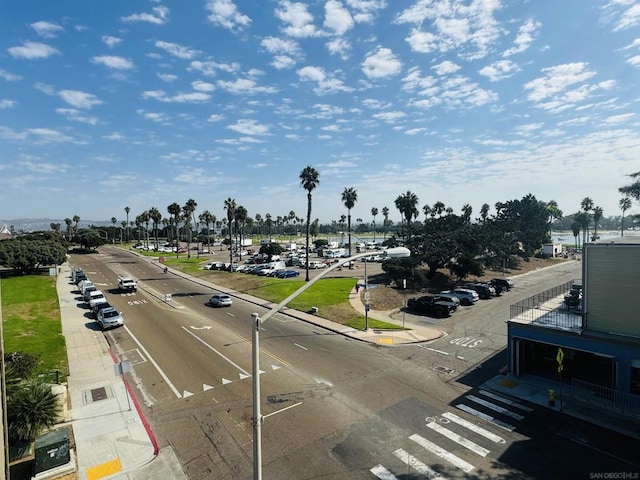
xmin=190 ymin=325 xmax=212 ymax=330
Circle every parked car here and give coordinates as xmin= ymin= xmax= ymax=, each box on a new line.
xmin=96 ymin=307 xmax=124 ymax=330
xmin=277 ymin=269 xmax=300 ymax=278
xmin=92 ymin=301 xmax=112 ymax=318
xmin=439 ymin=288 xmax=479 ymax=306
xmin=406 ymin=295 xmax=454 ymax=318
xmin=489 ymin=278 xmax=514 ymax=291
xmin=464 ymin=283 xmax=494 ymax=299
xmin=71 ymin=268 xmax=85 ymax=283
xmin=204 ymin=261 xmax=225 ymax=270
xmin=78 ymin=279 xmax=94 ymax=294
xmin=209 ymin=293 xmax=233 ymax=307
xmin=432 ymin=295 xmax=460 ymax=311
xmin=87 ymin=290 xmax=106 ymax=309
xmin=308 ymin=261 xmax=327 ymax=269
xmin=73 ymin=272 xmax=88 ymax=285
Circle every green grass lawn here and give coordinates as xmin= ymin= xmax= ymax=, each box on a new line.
xmin=1 ymin=274 xmax=68 ymax=381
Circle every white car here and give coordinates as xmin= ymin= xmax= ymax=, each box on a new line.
xmin=209 ymin=294 xmax=233 ymax=307
xmin=439 ymin=288 xmax=479 ymax=306
xmin=87 ymin=290 xmax=106 ymax=309
xmin=96 ymin=307 xmax=124 ymax=330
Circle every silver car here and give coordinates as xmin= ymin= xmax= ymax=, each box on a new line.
xmin=96 ymin=307 xmax=124 ymax=330
xmin=439 ymin=288 xmax=479 ymax=306
xmin=209 ymin=294 xmax=233 ymax=307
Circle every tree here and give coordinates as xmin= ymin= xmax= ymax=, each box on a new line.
xmin=546 ymin=200 xmax=563 ymax=236
xmin=110 ymin=217 xmax=117 ymax=243
xmin=619 ymin=197 xmax=632 ymax=236
xmin=124 ymin=206 xmax=131 ymax=243
xmin=300 ymin=166 xmax=320 ymax=281
xmin=580 ymin=197 xmax=594 ymax=243
xmin=479 ymin=203 xmax=490 ymax=224
xmin=235 ymin=205 xmax=248 ymax=261
xmin=72 ymin=215 xmax=80 ymax=236
xmin=7 ymin=380 xmax=60 ymax=442
xmin=199 ymin=210 xmax=216 ymax=251
xmin=571 ymin=221 xmax=581 ymax=250
xmin=341 ymin=187 xmax=358 ymax=257
xmin=574 ymin=211 xmax=589 ymax=247
xmin=224 ymin=198 xmax=237 ymax=265
xmin=167 ymin=203 xmax=181 ymax=257
xmin=371 ymin=207 xmax=379 ymax=242
xmin=148 ymin=207 xmax=162 ymax=250
xmin=183 ymin=199 xmax=198 ymax=259
xmin=394 ymin=191 xmax=419 ymax=240
xmin=64 ymin=218 xmax=72 ymax=238
xmin=382 ymin=206 xmax=389 ymax=239
xmin=618 ymin=171 xmax=640 ymax=204
xmin=461 ymin=204 xmax=472 ymax=224
xmin=491 ymin=194 xmax=550 ymax=256
xmin=592 ymin=206 xmax=603 ymax=241
xmin=0 ymin=236 xmax=67 ymax=273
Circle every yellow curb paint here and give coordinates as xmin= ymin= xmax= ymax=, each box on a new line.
xmin=499 ymin=378 xmax=518 ymax=388
xmin=86 ymin=458 xmax=122 ymax=480
xmin=378 ymin=337 xmax=394 ymax=345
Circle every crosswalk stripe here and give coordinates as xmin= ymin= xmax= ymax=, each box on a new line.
xmin=392 ymin=449 xmax=448 ymax=480
xmin=426 ymin=422 xmax=490 ymax=457
xmin=409 ymin=434 xmax=475 ymax=474
xmin=456 ymin=404 xmax=516 ymax=431
xmin=370 ymin=464 xmax=399 ymax=480
xmin=479 ymin=390 xmax=534 ymax=412
xmin=466 ymin=394 xmax=525 ymax=420
xmin=442 ymin=412 xmax=506 ymax=444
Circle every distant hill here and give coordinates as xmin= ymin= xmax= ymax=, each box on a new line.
xmin=0 ymin=219 xmax=113 ymax=233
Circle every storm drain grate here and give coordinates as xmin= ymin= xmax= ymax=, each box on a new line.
xmin=91 ymin=387 xmax=108 ymax=402
xmin=433 ymin=366 xmax=455 ymax=375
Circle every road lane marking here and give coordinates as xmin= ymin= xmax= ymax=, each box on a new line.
xmin=369 ymin=464 xmax=399 ymax=480
xmin=478 ymin=390 xmax=534 ymax=412
xmin=181 ymin=326 xmax=250 ymax=376
xmin=392 ymin=448 xmax=448 ymax=479
xmin=426 ymin=422 xmax=490 ymax=457
xmin=294 ymin=343 xmax=308 ymax=350
xmin=441 ymin=412 xmax=506 ymax=444
xmin=410 ymin=433 xmax=475 ymax=473
xmin=123 ymin=325 xmax=182 ymax=398
xmin=466 ymin=395 xmax=524 ymax=420
xmin=455 ymin=404 xmax=515 ymax=431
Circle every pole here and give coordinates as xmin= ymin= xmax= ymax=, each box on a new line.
xmin=364 ymin=257 xmax=369 ymax=331
xmin=252 ymin=313 xmax=262 ymax=480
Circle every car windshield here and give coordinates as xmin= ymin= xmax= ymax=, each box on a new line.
xmin=103 ymin=310 xmax=119 ymax=318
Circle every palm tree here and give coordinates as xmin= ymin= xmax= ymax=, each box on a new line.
xmin=546 ymin=200 xmax=563 ymax=237
xmin=167 ymin=202 xmax=182 ymax=257
xmin=148 ymin=207 xmax=162 ymax=250
xmin=592 ymin=206 xmax=603 ymax=241
xmin=265 ymin=213 xmax=273 ymax=239
xmin=571 ymin=221 xmax=581 ymax=250
xmin=255 ymin=213 xmax=263 ymax=239
xmin=7 ymin=380 xmax=60 ymax=442
xmin=382 ymin=206 xmax=389 ymax=239
xmin=183 ymin=199 xmax=198 ymax=259
xmin=111 ymin=217 xmax=117 ymax=243
xmin=371 ymin=207 xmax=378 ymax=243
xmin=394 ymin=191 xmax=419 ymax=240
xmin=199 ymin=210 xmax=216 ymax=251
xmin=288 ymin=210 xmax=296 ymax=241
xmin=619 ymin=197 xmax=632 ymax=237
xmin=224 ymin=198 xmax=237 ymax=265
xmin=580 ymin=197 xmax=594 ymax=243
xmin=120 ymin=220 xmax=126 ymax=242
xmin=461 ymin=203 xmax=472 ymax=223
xmin=341 ymin=187 xmax=358 ymax=257
xmin=64 ymin=218 xmax=72 ymax=239
xmin=300 ymin=166 xmax=320 ymax=281
xmin=72 ymin=215 xmax=80 ymax=235
xmin=235 ymin=205 xmax=248 ymax=261
xmin=574 ymin=211 xmax=589 ymax=247
xmin=124 ymin=206 xmax=131 ymax=243
xmin=479 ymin=203 xmax=490 ymax=224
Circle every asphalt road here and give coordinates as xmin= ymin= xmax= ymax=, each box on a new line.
xmin=70 ymin=249 xmax=639 ymax=479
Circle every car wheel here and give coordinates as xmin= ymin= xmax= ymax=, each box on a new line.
xmin=461 ymin=299 xmax=471 ymax=306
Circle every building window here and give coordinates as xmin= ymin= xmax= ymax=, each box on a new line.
xmin=631 ymin=361 xmax=640 ymax=395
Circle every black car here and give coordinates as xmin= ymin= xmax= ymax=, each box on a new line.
xmin=490 ymin=278 xmax=514 ymax=291
xmin=406 ymin=295 xmax=454 ymax=318
xmin=464 ymin=283 xmax=494 ymax=299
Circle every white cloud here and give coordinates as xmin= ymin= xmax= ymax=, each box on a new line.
xmin=0 ymin=69 xmax=22 ymax=81
xmin=91 ymin=55 xmax=134 ymax=70
xmin=192 ymin=80 xmax=216 ymax=92
xmin=205 ymin=0 xmax=251 ymax=31
xmin=58 ymin=90 xmax=102 ymax=109
xmin=297 ymin=66 xmax=354 ymax=94
xmin=208 ymin=114 xmax=224 ymax=122
xmin=56 ymin=108 xmax=99 ymax=125
xmin=362 ymin=47 xmax=402 ymax=79
xmin=272 ymin=55 xmax=296 ymax=69
xmin=122 ymin=6 xmax=170 ymax=25
xmin=102 ymin=35 xmax=123 ymax=48
xmin=524 ymin=63 xmax=597 ymax=103
xmin=503 ymin=19 xmax=540 ymax=57
xmin=478 ymin=59 xmax=519 ymax=81
xmin=142 ymin=90 xmax=211 ymax=103
xmin=217 ymin=77 xmax=277 ymax=95
xmin=432 ymin=60 xmax=461 ymax=76
xmin=276 ymin=1 xmax=320 ymax=38
xmin=155 ymin=41 xmax=200 ymax=59
xmin=614 ymin=2 xmax=640 ymax=31
xmin=157 ymin=73 xmax=178 ymax=82
xmin=30 ymin=21 xmax=64 ymax=38
xmin=604 ymin=113 xmax=635 ymax=124
xmin=345 ymin=0 xmax=386 ymax=23
xmin=227 ymin=119 xmax=270 ymax=135
xmin=373 ymin=111 xmax=407 ymax=122
xmin=0 ymin=100 xmax=16 ymax=109
xmin=8 ymin=41 xmax=59 ymax=59
xmin=324 ymin=0 xmax=354 ymax=35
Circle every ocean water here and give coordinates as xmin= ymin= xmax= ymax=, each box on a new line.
xmin=551 ymin=230 xmax=640 ymax=243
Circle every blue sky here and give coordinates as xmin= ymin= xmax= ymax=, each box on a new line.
xmin=1 ymin=0 xmax=640 ymax=226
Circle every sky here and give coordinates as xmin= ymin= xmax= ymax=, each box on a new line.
xmin=2 ymin=0 xmax=640 ymax=227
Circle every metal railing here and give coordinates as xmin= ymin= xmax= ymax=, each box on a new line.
xmin=572 ymin=378 xmax=640 ymax=415
xmin=509 ymin=280 xmax=583 ymax=330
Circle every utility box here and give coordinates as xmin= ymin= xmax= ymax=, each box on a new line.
xmin=34 ymin=428 xmax=70 ymax=475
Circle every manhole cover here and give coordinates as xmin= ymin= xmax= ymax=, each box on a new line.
xmin=433 ymin=366 xmax=455 ymax=375
xmin=91 ymin=387 xmax=108 ymax=402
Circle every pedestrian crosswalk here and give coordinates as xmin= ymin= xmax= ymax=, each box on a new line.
xmin=370 ymin=389 xmax=533 ymax=479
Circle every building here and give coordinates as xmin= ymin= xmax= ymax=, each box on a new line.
xmin=506 ymin=237 xmax=640 ymax=408
xmin=542 ymin=242 xmax=563 ymax=257
xmin=0 ymin=225 xmax=12 ymax=241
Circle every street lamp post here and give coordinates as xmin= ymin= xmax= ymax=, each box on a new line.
xmin=251 ymin=251 xmax=373 ymax=479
